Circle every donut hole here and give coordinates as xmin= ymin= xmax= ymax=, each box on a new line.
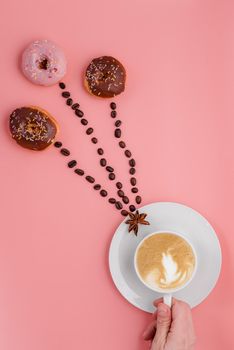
xmin=99 ymin=72 xmax=109 ymax=81
xmin=26 ymin=123 xmax=41 ymax=135
xmin=38 ymin=56 xmax=49 ymax=70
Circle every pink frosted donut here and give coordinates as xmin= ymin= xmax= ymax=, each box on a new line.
xmin=21 ymin=39 xmax=67 ymax=86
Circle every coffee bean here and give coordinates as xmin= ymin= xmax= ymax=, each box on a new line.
xmin=109 ymin=173 xmax=115 ymax=180
xmin=86 ymin=176 xmax=95 ymax=183
xmin=75 ymin=109 xmax=84 ymax=117
xmin=72 ymin=103 xmax=80 ymax=110
xmin=100 ymin=158 xmax=107 ymax=167
xmin=109 ymin=198 xmax=116 ymax=204
xmin=130 ymin=177 xmax=137 ymax=186
xmin=111 ymin=110 xmax=117 ymax=118
xmin=132 ymin=187 xmax=138 ymax=193
xmin=60 ymin=148 xmax=70 ymax=156
xmin=129 ymin=167 xmax=136 ymax=175
xmin=117 ymin=190 xmax=124 ymax=198
xmin=94 ymin=184 xmax=101 ymax=190
xmin=129 ymin=159 xmax=136 ymax=167
xmin=119 ymin=141 xmax=126 ymax=148
xmin=100 ymin=189 xmax=108 ymax=197
xmin=123 ymin=196 xmax=129 ymax=204
xmin=121 ymin=209 xmax=129 ymax=217
xmin=74 ymin=168 xmax=84 ymax=176
xmin=106 ymin=166 xmax=114 ymax=172
xmin=125 ymin=150 xmax=131 ymax=158
xmin=115 ymin=120 xmax=122 ymax=127
xmin=116 ymin=182 xmax=123 ymax=189
xmin=97 ymin=148 xmax=104 ymax=155
xmin=115 ymin=128 xmax=121 ymax=138
xmin=129 ymin=205 xmax=136 ymax=212
xmin=59 ymin=82 xmax=66 ymax=89
xmin=54 ymin=141 xmax=62 ymax=148
xmin=62 ymin=91 xmax=70 ymax=98
xmin=136 ymin=195 xmax=142 ymax=204
xmin=91 ymin=137 xmax=98 ymax=144
xmin=68 ymin=160 xmax=77 ymax=168
xmin=66 ymin=98 xmax=73 ymax=106
xmin=115 ymin=201 xmax=123 ymax=210
xmin=86 ymin=128 xmax=93 ymax=135
xmin=81 ymin=119 xmax=88 ymax=125
xmin=110 ymin=102 xmax=116 ymax=110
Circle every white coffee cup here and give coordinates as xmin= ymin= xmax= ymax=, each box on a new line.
xmin=134 ymin=230 xmax=197 ymax=307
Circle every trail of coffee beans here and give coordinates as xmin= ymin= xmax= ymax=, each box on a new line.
xmin=56 ymin=81 xmax=143 ymax=214
xmin=109 ymin=102 xmax=142 ymax=206
xmin=54 ymin=140 xmax=128 ymax=216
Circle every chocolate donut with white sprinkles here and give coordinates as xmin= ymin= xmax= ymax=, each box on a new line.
xmin=84 ymin=56 xmax=126 ymax=98
xmin=9 ymin=106 xmax=58 ymax=150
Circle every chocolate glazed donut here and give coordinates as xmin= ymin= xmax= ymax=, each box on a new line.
xmin=84 ymin=56 xmax=126 ymax=98
xmin=9 ymin=106 xmax=59 ymax=150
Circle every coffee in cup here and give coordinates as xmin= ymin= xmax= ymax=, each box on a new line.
xmin=134 ymin=232 xmax=196 ymax=293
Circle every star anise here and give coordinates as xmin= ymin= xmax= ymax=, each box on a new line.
xmin=125 ymin=210 xmax=150 ymax=236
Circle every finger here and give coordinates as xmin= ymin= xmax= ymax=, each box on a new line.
xmin=171 ymin=297 xmax=178 ymax=306
xmin=152 ymin=309 xmax=157 ymax=320
xmin=142 ymin=320 xmax=157 ymax=340
xmin=167 ymin=300 xmax=196 ymax=347
xmin=152 ymin=303 xmax=171 ymax=348
xmin=171 ymin=299 xmax=191 ymax=321
xmin=153 ymin=298 xmax=163 ymax=307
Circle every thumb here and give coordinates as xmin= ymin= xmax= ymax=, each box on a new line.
xmin=152 ymin=303 xmax=171 ymax=349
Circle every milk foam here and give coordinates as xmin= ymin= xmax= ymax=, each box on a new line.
xmin=145 ymin=251 xmax=187 ymax=290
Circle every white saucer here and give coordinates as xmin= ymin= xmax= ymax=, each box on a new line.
xmin=108 ymin=202 xmax=222 ymax=313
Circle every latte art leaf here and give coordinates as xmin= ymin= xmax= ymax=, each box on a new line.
xmin=161 ymin=252 xmax=181 ymax=285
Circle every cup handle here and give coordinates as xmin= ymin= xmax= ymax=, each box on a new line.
xmin=163 ymin=294 xmax=172 ymax=307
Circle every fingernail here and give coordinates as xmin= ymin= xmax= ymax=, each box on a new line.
xmin=158 ymin=303 xmax=168 ymax=316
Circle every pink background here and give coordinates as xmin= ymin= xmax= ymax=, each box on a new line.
xmin=0 ymin=0 xmax=234 ymax=349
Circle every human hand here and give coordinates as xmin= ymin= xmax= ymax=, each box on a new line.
xmin=143 ymin=298 xmax=196 ymax=350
